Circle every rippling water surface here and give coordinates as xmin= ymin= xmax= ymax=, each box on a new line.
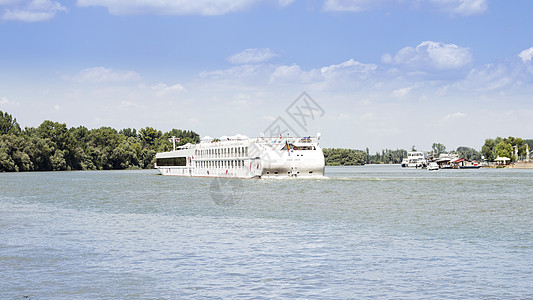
xmin=1 ymin=165 xmax=532 ymax=298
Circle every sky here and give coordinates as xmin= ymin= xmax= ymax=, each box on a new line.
xmin=1 ymin=0 xmax=532 ymax=152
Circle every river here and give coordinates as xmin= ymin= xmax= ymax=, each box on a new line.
xmin=1 ymin=165 xmax=532 ymax=298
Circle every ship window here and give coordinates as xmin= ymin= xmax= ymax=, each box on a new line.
xmin=309 ymin=171 xmax=313 ymax=174
xmin=156 ymin=157 xmax=186 ymax=166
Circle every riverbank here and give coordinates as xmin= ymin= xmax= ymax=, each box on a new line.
xmin=483 ymin=162 xmax=533 ymax=169
xmin=511 ymin=161 xmax=533 ymax=169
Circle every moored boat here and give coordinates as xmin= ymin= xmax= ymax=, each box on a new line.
xmin=428 ymin=162 xmax=439 ymax=171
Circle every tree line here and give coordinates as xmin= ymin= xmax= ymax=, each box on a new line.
xmin=322 ymin=148 xmax=407 ymax=166
xmin=2 ymin=111 xmax=531 ymax=170
xmin=324 ymin=137 xmax=530 ymax=166
xmin=0 ymin=111 xmax=199 ymax=172
xmin=481 ymin=136 xmax=530 ymax=162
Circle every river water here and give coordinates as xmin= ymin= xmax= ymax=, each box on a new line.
xmin=1 ymin=165 xmax=532 ymax=298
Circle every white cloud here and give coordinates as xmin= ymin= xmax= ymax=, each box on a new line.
xmin=263 ymin=115 xmax=276 ymax=121
xmin=199 ymin=64 xmax=262 ymax=80
xmin=0 ymin=96 xmax=20 ymax=107
xmin=320 ymin=59 xmax=377 ymax=77
xmin=228 ymin=48 xmax=277 ymax=64
xmin=384 ymin=41 xmax=472 ymax=71
xmin=338 ymin=113 xmax=350 ymax=120
xmin=323 ymin=0 xmax=487 ymax=15
xmin=150 ymin=83 xmax=186 ymax=96
xmin=1 ymin=0 xmax=67 ymax=22
xmin=269 ymin=64 xmax=320 ymax=83
xmin=323 ymin=0 xmax=383 ymax=12
xmin=76 ymin=0 xmax=292 ymax=16
xmin=392 ymin=87 xmax=413 ymax=97
xmin=269 ymin=59 xmax=376 ymax=84
xmin=66 ymin=67 xmax=141 ymax=83
xmin=456 ymin=64 xmax=512 ymax=91
xmin=430 ymin=0 xmax=487 ymax=16
xmin=362 ymin=112 xmax=375 ymax=120
xmin=519 ymin=47 xmax=533 ymax=63
xmin=441 ymin=112 xmax=467 ymax=122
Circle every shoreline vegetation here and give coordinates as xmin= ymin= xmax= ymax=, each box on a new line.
xmin=0 ymin=111 xmax=199 ymax=172
xmin=1 ymin=111 xmax=532 ymax=172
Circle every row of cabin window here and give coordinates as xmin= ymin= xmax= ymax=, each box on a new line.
xmin=196 ymin=160 xmax=246 ymax=169
xmin=195 ymin=147 xmax=249 ymax=158
xmin=156 ymin=157 xmax=186 ymax=166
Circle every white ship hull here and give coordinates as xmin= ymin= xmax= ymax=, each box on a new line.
xmin=155 ymin=136 xmax=325 ymax=179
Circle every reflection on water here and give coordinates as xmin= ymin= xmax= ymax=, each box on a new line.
xmin=1 ymin=165 xmax=532 ymax=298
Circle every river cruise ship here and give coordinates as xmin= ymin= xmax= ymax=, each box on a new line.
xmin=155 ymin=134 xmax=325 ymax=178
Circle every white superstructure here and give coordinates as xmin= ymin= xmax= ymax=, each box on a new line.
xmin=155 ymin=134 xmax=325 ymax=178
xmin=406 ymin=151 xmax=427 ymax=168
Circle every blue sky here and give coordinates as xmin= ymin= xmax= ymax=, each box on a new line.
xmin=1 ymin=0 xmax=532 ymax=152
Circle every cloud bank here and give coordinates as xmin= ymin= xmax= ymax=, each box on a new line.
xmin=1 ymin=0 xmax=67 ymax=22
xmin=323 ymin=0 xmax=488 ymax=15
xmin=228 ymin=48 xmax=278 ymax=64
xmin=382 ymin=41 xmax=472 ymax=71
xmin=519 ymin=46 xmax=533 ymax=63
xmin=65 ymin=67 xmax=141 ymax=83
xmin=76 ymin=0 xmax=294 ymax=16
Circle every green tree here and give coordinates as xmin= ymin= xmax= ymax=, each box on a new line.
xmin=0 ymin=134 xmax=33 ymax=171
xmin=139 ymin=127 xmax=162 ymax=149
xmin=481 ymin=138 xmax=496 ymax=161
xmin=0 ymin=111 xmax=21 ymax=135
xmin=86 ymin=127 xmax=124 ymax=169
xmin=111 ymin=139 xmax=140 ymax=169
xmin=456 ymin=146 xmax=481 ymax=161
xmin=496 ymin=141 xmax=514 ymax=161
xmin=119 ymin=128 xmax=137 ymax=138
xmin=432 ymin=143 xmax=446 ymax=156
xmin=323 ymin=148 xmax=366 ymax=166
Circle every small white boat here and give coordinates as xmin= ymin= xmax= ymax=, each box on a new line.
xmin=427 ymin=162 xmax=439 ymax=171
